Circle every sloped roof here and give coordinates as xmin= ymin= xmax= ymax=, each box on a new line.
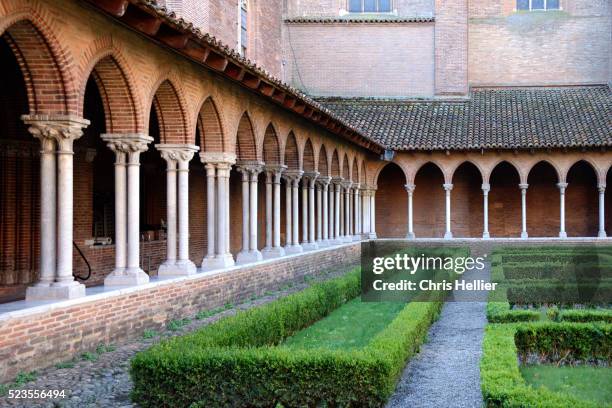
xmin=318 ymin=86 xmax=612 ymax=151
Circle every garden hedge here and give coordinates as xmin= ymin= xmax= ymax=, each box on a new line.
xmin=131 ymin=268 xmax=445 ymax=407
xmin=481 ymin=322 xmax=611 ymax=408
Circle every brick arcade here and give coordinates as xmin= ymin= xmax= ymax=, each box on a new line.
xmin=0 ymin=0 xmax=610 ymax=381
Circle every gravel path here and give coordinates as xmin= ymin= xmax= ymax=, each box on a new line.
xmin=386 ymin=263 xmax=489 ymax=408
xmin=0 ymin=268 xmax=349 ymax=408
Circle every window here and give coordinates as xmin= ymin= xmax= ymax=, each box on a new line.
xmin=516 ymin=0 xmax=560 ymax=10
xmin=239 ymin=0 xmax=248 ymax=56
xmin=348 ymin=0 xmax=392 ymax=13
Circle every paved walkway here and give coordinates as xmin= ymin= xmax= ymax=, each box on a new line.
xmin=386 ymin=263 xmax=489 ymax=408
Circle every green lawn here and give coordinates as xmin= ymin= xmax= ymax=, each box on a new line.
xmin=283 ymin=298 xmax=406 ymax=350
xmin=520 ymin=365 xmax=612 ymax=405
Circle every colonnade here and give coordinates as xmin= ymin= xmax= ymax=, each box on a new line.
xmin=403 ymin=181 xmax=608 ymax=239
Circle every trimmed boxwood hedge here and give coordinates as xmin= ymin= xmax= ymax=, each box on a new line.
xmin=130 ymin=268 xmax=445 ymax=407
xmin=481 ymin=322 xmax=612 ymax=408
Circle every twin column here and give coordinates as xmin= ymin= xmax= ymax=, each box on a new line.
xmin=201 ymin=153 xmax=236 ymax=270
xmin=156 ymin=144 xmax=200 ymax=276
xmin=24 ymin=115 xmax=90 ymax=300
xmin=236 ymin=162 xmax=264 ymax=264
xmin=262 ymin=165 xmax=286 ymax=258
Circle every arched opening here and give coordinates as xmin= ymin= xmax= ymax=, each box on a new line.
xmin=527 ymin=161 xmax=560 ymax=237
xmin=606 ymin=167 xmax=612 ymax=235
xmin=0 ymin=31 xmax=37 ymax=302
xmin=451 ymin=162 xmax=483 ymax=238
xmin=197 ymin=98 xmax=224 ymax=152
xmin=303 ymin=139 xmax=315 ymax=172
xmin=489 ymin=161 xmax=521 ymax=237
xmin=566 ymin=161 xmax=598 ymax=237
xmin=151 ymin=80 xmax=188 ymax=144
xmin=360 ymin=161 xmax=367 ymax=185
xmin=318 ymin=145 xmax=329 ymax=177
xmin=342 ymin=154 xmax=350 ymax=180
xmin=351 ymin=158 xmax=358 ymax=183
xmin=375 ymin=162 xmax=407 ymax=238
xmin=231 ymin=113 xmax=258 ymax=255
xmin=330 ymin=150 xmax=340 ymax=178
xmin=413 ymin=162 xmax=445 ymax=238
xmin=259 ymin=124 xmax=281 ymax=250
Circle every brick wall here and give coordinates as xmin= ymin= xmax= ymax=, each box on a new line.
xmin=468 ymin=0 xmax=611 ymax=86
xmin=284 ymin=23 xmax=435 ymax=97
xmin=434 ymin=0 xmax=468 ymax=95
xmin=285 ymin=0 xmax=434 ymax=17
xmin=0 ymin=243 xmax=360 ymax=382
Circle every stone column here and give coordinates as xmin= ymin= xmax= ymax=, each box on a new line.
xmin=203 ymin=163 xmax=216 ymax=263
xmin=342 ymin=181 xmax=353 ymax=242
xmin=320 ymin=177 xmax=331 ymax=245
xmin=302 ymin=172 xmax=319 ymax=250
xmin=519 ymin=183 xmax=529 ymax=239
xmin=316 ymin=182 xmax=323 ymax=243
xmin=443 ymin=183 xmax=453 ymax=239
xmin=354 ymin=185 xmax=361 ymax=240
xmin=200 ymin=152 xmax=236 ymax=270
xmin=97 ymin=134 xmax=152 ymax=286
xmin=369 ymin=187 xmax=377 ymax=239
xmin=328 ymin=181 xmax=335 ymax=244
xmin=557 ymin=182 xmax=568 ymax=238
xmin=283 ymin=174 xmax=292 ymax=250
xmin=23 ymin=116 xmax=89 ymax=300
xmin=262 ymin=165 xmax=286 ymax=259
xmin=156 ymin=144 xmax=199 ymax=276
xmin=362 ymin=188 xmax=370 ymax=237
xmin=284 ymin=170 xmax=303 ymax=254
xmin=598 ymin=184 xmax=607 ymax=238
xmin=236 ymin=163 xmax=263 ymax=264
xmin=405 ymin=183 xmax=415 ymax=239
xmin=332 ymin=178 xmax=343 ymax=243
xmin=482 ymin=183 xmax=490 ymax=239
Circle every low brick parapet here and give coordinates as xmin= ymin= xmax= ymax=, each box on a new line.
xmin=0 ymin=243 xmax=361 ymax=382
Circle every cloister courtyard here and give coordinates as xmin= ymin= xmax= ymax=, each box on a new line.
xmin=0 ymin=0 xmax=611 ymax=406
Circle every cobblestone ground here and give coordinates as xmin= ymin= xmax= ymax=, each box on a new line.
xmin=385 ymin=262 xmax=490 ymax=408
xmin=0 ymin=267 xmax=350 ymax=408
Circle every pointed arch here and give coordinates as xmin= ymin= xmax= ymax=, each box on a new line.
xmin=360 ymin=160 xmax=367 ymax=184
xmin=342 ymin=153 xmax=350 ymax=179
xmin=351 ymin=156 xmax=358 ymax=183
xmin=262 ymin=123 xmax=281 ymax=164
xmin=79 ymin=53 xmax=139 ymax=133
xmin=488 ymin=161 xmax=521 ymax=237
xmin=527 ymin=160 xmax=561 ymax=183
xmin=150 ymin=79 xmax=189 ymax=144
xmin=331 ymin=150 xmax=340 ymax=177
xmin=284 ymin=131 xmax=299 ymax=169
xmin=451 ymin=162 xmax=483 ymax=237
xmin=527 ymin=161 xmax=560 ymax=237
xmin=566 ymin=160 xmax=599 ymax=237
xmin=376 ymin=162 xmax=407 ymax=238
xmin=197 ymin=97 xmax=225 ymax=152
xmin=1 ymin=16 xmax=74 ymax=114
xmin=414 ymin=162 xmax=446 ymax=238
xmin=236 ymin=112 xmax=258 ymax=161
xmin=303 ymin=139 xmax=315 ymax=172
xmin=318 ymin=144 xmax=329 ymax=176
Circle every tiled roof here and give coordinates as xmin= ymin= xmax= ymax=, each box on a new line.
xmin=85 ymin=0 xmax=384 ymax=153
xmin=317 ymin=86 xmax=612 ymax=150
xmin=284 ymin=15 xmax=434 ymax=24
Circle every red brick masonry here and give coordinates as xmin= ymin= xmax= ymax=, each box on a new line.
xmin=0 ymin=243 xmax=360 ymax=382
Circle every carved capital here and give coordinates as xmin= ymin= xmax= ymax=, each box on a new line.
xmin=283 ymin=169 xmax=303 ymax=182
xmin=443 ymin=183 xmax=453 ymax=191
xmin=519 ymin=183 xmax=529 ymax=190
xmin=199 ymin=151 xmax=236 ymax=165
xmin=598 ymin=184 xmax=606 ymax=193
xmin=317 ymin=176 xmax=332 ymax=187
xmin=405 ymin=183 xmax=416 ymax=193
xmin=156 ymin=144 xmax=199 ymax=166
xmin=22 ymin=114 xmax=90 ymax=152
xmin=102 ymin=133 xmax=153 ymax=154
xmin=557 ymin=182 xmax=568 ymax=191
xmin=481 ymin=183 xmax=490 ymax=193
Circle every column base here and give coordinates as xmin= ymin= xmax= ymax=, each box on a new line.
xmin=444 ymin=231 xmax=453 ymax=239
xmin=302 ymin=242 xmax=319 ymax=251
xmin=368 ymin=233 xmax=377 ymax=239
xmin=406 ymin=232 xmax=415 ymax=239
xmin=559 ymin=231 xmax=567 ymax=238
xmin=482 ymin=232 xmax=490 ymax=239
xmin=342 ymin=235 xmax=353 ymax=243
xmin=352 ymin=235 xmax=361 ymax=242
xmin=521 ymin=231 xmax=528 ymax=239
xmin=285 ymin=244 xmax=303 ymax=254
xmin=158 ymin=260 xmax=197 ymax=277
xmin=598 ymin=231 xmax=607 ymax=238
xmin=26 ymin=281 xmax=86 ymax=301
xmin=236 ymin=249 xmax=263 ymax=264
xmin=201 ymin=254 xmax=235 ymax=271
xmin=330 ymin=238 xmax=343 ymax=245
xmin=262 ymin=246 xmax=285 ymax=259
xmin=105 ymin=267 xmax=150 ymax=286
xmin=317 ymin=240 xmax=329 ymax=248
